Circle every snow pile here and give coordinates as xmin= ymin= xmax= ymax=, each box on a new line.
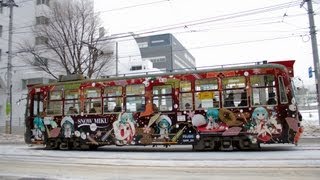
xmin=0 ymin=133 xmax=24 ymax=144
xmin=300 ymin=110 xmax=320 ymax=138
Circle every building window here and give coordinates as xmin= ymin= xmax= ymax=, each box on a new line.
xmin=149 ymin=56 xmax=166 ymax=63
xmin=36 ymin=16 xmax=49 ymax=25
xmin=0 ymin=25 xmax=2 ymax=37
xmin=0 ymin=49 xmax=2 ymax=62
xmin=130 ymin=65 xmax=142 ymax=71
xmin=137 ymin=42 xmax=148 ymax=48
xmin=35 ymin=36 xmax=48 ymax=45
xmin=0 ymin=4 xmax=3 ymax=14
xmin=151 ymin=40 xmax=164 ymax=44
xmin=37 ymin=0 xmax=50 ymax=6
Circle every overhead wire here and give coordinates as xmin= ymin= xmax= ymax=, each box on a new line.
xmin=0 ymin=0 xmax=174 ymax=34
xmin=0 ymin=0 xmax=313 ymax=70
xmin=8 ymin=0 xmax=304 ymax=55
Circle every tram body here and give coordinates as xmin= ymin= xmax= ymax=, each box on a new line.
xmin=24 ymin=60 xmax=302 ymax=150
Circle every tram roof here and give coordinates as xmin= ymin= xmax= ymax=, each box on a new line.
xmin=29 ymin=60 xmax=294 ymax=88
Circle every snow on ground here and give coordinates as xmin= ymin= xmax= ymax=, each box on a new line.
xmin=0 ymin=110 xmax=319 ymax=144
xmin=0 ymin=133 xmax=24 ymax=144
xmin=300 ymin=110 xmax=320 ymax=138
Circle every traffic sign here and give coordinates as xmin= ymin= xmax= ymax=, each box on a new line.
xmin=308 ymin=66 xmax=313 ymax=78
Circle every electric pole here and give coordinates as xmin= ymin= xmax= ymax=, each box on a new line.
xmin=1 ymin=0 xmax=18 ymax=134
xmin=301 ymin=0 xmax=320 ymax=125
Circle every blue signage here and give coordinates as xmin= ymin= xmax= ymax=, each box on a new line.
xmin=308 ymin=67 xmax=313 ymax=78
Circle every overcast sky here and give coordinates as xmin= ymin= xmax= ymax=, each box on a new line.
xmin=94 ymin=0 xmax=320 ymax=88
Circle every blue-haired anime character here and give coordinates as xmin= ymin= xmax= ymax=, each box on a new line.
xmin=157 ymin=115 xmax=172 ymax=139
xmin=113 ymin=113 xmax=136 ymax=145
xmin=32 ymin=117 xmax=45 ymax=140
xmin=206 ymin=108 xmax=219 ymax=130
xmin=252 ymin=107 xmax=269 ymax=125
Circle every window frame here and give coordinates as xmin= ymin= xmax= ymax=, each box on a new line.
xmin=222 ymin=76 xmax=247 ymax=108
xmin=194 ymin=78 xmax=220 ymax=110
xmin=250 ymin=74 xmax=277 ymax=107
xmin=125 ymin=84 xmax=146 ymax=112
xmin=152 ymin=85 xmax=173 ymax=112
xmin=83 ymin=87 xmax=102 ymax=115
xmin=179 ymin=80 xmax=193 ymax=110
xmin=103 ymin=86 xmax=123 ymax=113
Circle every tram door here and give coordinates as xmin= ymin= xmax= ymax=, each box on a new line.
xmin=25 ymin=90 xmax=45 ymax=143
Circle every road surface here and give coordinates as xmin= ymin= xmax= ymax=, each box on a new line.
xmin=0 ymin=140 xmax=319 ymax=180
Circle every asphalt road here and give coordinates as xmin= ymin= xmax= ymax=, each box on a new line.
xmin=0 ymin=140 xmax=319 ymax=180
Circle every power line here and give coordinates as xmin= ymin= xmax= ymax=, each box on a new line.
xmin=9 ymin=1 xmax=304 ymax=55
xmin=0 ymin=32 xmax=306 ymax=68
xmin=0 ymin=0 xmax=173 ymax=34
xmin=0 ymin=0 xmax=301 ymax=35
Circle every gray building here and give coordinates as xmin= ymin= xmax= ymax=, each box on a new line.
xmin=135 ymin=33 xmax=195 ymax=71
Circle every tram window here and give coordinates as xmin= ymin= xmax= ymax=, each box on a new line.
xmin=84 ymin=88 xmax=102 ymax=114
xmin=126 ymin=84 xmax=145 ymax=95
xmin=250 ymin=75 xmax=277 ymax=106
xmin=104 ymin=97 xmax=123 ymax=112
xmin=32 ymin=93 xmax=44 ymax=116
xmin=195 ymin=79 xmax=219 ymax=109
xmin=251 ymin=75 xmax=275 ymax=87
xmin=195 ymin=91 xmax=219 ymax=109
xmin=180 ymin=81 xmax=191 ymax=92
xmin=251 ymin=88 xmax=277 ymax=106
xmin=85 ymin=99 xmax=102 ymax=114
xmin=126 ymin=84 xmax=145 ymax=112
xmin=104 ymin=86 xmax=122 ymax=96
xmin=64 ymin=89 xmax=80 ymax=115
xmin=49 ymin=91 xmax=62 ymax=100
xmin=180 ymin=93 xmax=193 ymax=110
xmin=84 ymin=88 xmax=101 ymax=98
xmin=47 ymin=90 xmax=62 ymax=115
xmin=195 ymin=79 xmax=218 ymax=91
xmin=126 ymin=96 xmax=145 ymax=112
xmin=222 ymin=77 xmax=246 ymax=108
xmin=222 ymin=77 xmax=245 ymax=89
xmin=279 ymin=77 xmax=288 ymax=104
xmin=47 ymin=101 xmax=62 ymax=115
xmin=153 ymin=85 xmax=173 ymax=111
xmin=104 ymin=86 xmax=123 ymax=113
xmin=223 ymin=89 xmax=246 ymax=108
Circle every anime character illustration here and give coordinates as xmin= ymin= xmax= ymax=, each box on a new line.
xmin=156 ymin=115 xmax=172 ymax=139
xmin=113 ymin=113 xmax=136 ymax=145
xmin=61 ymin=116 xmax=74 ymax=138
xmin=206 ymin=108 xmax=219 ymax=130
xmin=32 ymin=116 xmax=45 ymax=140
xmin=251 ymin=107 xmax=282 ymax=142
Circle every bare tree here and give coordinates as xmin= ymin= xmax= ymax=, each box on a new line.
xmin=19 ymin=0 xmax=113 ymax=79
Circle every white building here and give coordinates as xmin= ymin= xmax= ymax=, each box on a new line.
xmin=0 ymin=0 xmax=55 ymax=131
xmin=0 ymin=0 xmax=157 ymax=133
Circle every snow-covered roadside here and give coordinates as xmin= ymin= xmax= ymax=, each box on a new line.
xmin=0 ymin=133 xmax=24 ymax=144
xmin=300 ymin=110 xmax=320 ymax=138
xmin=0 ymin=110 xmax=319 ymax=144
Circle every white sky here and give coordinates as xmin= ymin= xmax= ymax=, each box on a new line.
xmin=94 ymin=0 xmax=320 ymax=87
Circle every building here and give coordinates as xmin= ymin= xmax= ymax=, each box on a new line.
xmin=135 ymin=33 xmax=196 ymax=71
xmin=0 ymin=0 xmax=55 ymax=132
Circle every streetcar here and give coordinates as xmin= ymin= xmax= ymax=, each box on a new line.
xmin=24 ymin=60 xmax=303 ymax=150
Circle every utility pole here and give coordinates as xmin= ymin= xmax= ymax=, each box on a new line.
xmin=301 ymin=0 xmax=320 ymax=125
xmin=1 ymin=0 xmax=18 ymax=134
xmin=115 ymin=41 xmax=118 ymax=76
